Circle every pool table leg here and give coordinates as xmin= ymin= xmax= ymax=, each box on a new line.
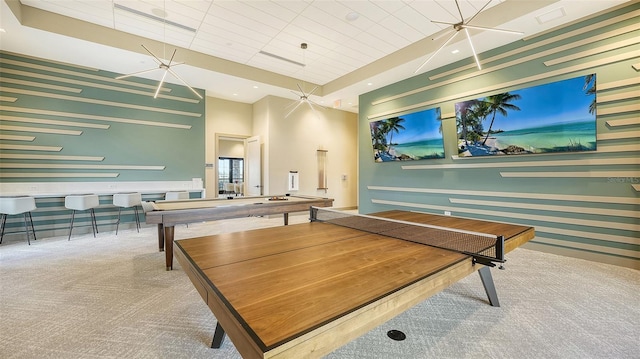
xmin=210 ymin=322 xmax=226 ymax=348
xmin=157 ymin=224 xmax=164 ymax=252
xmin=284 ymin=212 xmax=289 ymax=225
xmin=165 ymin=225 xmax=175 ymax=271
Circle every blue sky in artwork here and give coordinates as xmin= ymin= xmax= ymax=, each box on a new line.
xmin=385 ymin=108 xmax=442 ymax=144
xmin=458 ymin=75 xmax=595 ymax=131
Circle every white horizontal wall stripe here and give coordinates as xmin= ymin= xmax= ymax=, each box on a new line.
xmin=0 ymin=106 xmax=192 ymax=130
xmin=536 ymin=226 xmax=638 ymax=246
xmin=0 ymin=173 xmax=119 ymax=178
xmin=0 ymin=86 xmax=201 ymax=117
xmin=0 ymin=56 xmax=172 ymax=94
xmin=597 ymin=104 xmax=640 ymax=116
xmin=598 ymin=77 xmax=640 ymax=90
xmin=633 ymin=184 xmax=640 ymax=191
xmin=367 ymin=185 xmax=637 ymax=205
xmin=632 ymin=62 xmax=640 ymax=71
xmin=532 ymin=236 xmax=639 ymax=259
xmin=500 ymin=171 xmax=639 ymax=178
xmin=404 ymin=157 xmax=637 ymax=170
xmin=0 ymin=96 xmax=17 ymax=102
xmin=0 ymin=144 xmax=61 ymax=151
xmin=368 ymin=51 xmax=639 ymax=119
xmin=606 ymin=118 xmax=640 ymax=127
xmin=0 ymin=154 xmax=104 ymax=161
xmin=0 ymin=125 xmax=82 ymax=135
xmin=448 ymin=198 xmax=639 ymax=218
xmin=598 ymin=130 xmax=640 ymax=140
xmin=543 ymin=37 xmax=640 ymax=66
xmin=0 ymin=76 xmax=82 ymax=93
xmin=0 ymin=114 xmax=111 ymax=129
xmin=0 ymin=164 xmax=165 ymax=170
xmin=597 ymin=90 xmax=640 ymax=104
xmin=428 ymin=11 xmax=640 ymax=82
xmin=0 ymin=134 xmax=34 ymax=141
xmin=596 ymin=144 xmax=640 ymax=152
xmin=370 ymin=198 xmax=640 ymax=231
xmin=0 ymin=67 xmax=199 ymax=103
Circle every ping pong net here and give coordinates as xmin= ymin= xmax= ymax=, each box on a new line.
xmin=310 ymin=207 xmax=505 ymax=266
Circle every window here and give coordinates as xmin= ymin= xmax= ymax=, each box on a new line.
xmin=218 ymin=157 xmax=244 ymax=193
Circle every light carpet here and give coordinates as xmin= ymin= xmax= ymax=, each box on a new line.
xmin=0 ymin=215 xmax=638 ymax=359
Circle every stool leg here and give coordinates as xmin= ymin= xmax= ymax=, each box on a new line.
xmin=68 ymin=210 xmax=76 ymax=241
xmin=134 ymin=206 xmax=140 ymax=232
xmin=23 ymin=213 xmax=31 ymax=245
xmin=90 ymin=208 xmax=97 ymax=237
xmin=28 ymin=212 xmax=36 ymax=241
xmin=0 ymin=213 xmax=7 ymax=244
xmin=116 ymin=207 xmax=122 ymax=235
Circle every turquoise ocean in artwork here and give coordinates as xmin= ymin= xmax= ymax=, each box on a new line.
xmin=391 ymin=138 xmax=445 ymax=159
xmin=491 ymin=121 xmax=596 ymax=153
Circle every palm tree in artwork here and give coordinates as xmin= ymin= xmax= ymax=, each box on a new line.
xmin=583 ymin=74 xmax=596 ymax=115
xmin=384 ymin=117 xmax=406 ymax=148
xmin=481 ymin=92 xmax=521 ymax=146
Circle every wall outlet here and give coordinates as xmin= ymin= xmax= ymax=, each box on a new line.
xmin=444 ymin=211 xmax=451 ymax=216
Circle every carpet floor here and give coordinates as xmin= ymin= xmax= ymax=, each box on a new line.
xmin=0 ymin=215 xmax=638 ymax=359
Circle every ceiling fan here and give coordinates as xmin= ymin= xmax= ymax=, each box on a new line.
xmin=284 ymin=43 xmax=326 ymax=118
xmin=115 ymin=44 xmax=203 ymax=99
xmin=415 ymin=0 xmax=523 ymax=73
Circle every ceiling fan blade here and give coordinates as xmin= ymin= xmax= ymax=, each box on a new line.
xmin=465 ymin=0 xmax=494 ymax=24
xmin=154 ymin=70 xmax=168 ymax=98
xmin=464 ymin=28 xmax=482 ymax=70
xmin=141 ymin=44 xmax=163 ymax=65
xmin=307 ymin=86 xmax=319 ymax=96
xmin=454 ymin=0 xmax=465 ymax=22
xmin=115 ymin=67 xmax=159 ymax=80
xmin=461 ymin=24 xmax=524 ymax=35
xmin=296 ymin=83 xmax=306 ymax=96
xmin=308 ymin=98 xmax=327 ymax=110
xmin=431 ymin=28 xmax=455 ymax=41
xmin=167 ymin=67 xmax=204 ymax=99
xmin=167 ymin=49 xmax=177 ymax=67
xmin=307 ymin=100 xmax=323 ymax=119
xmin=415 ymin=30 xmax=459 ymax=74
xmin=431 ymin=20 xmax=456 ymax=26
xmin=284 ymin=100 xmax=304 ymax=118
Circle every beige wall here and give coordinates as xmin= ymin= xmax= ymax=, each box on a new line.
xmin=205 ymin=94 xmax=358 ymax=207
xmin=204 ymin=97 xmax=252 ymax=197
xmin=254 ymin=96 xmax=358 ymax=209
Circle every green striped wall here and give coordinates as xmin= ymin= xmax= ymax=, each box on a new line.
xmin=0 ymin=51 xmax=205 ymax=239
xmin=358 ymin=3 xmax=639 ymax=269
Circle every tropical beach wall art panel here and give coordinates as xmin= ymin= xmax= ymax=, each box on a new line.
xmin=370 ymin=107 xmax=444 ymax=162
xmin=455 ymin=74 xmax=597 ymax=157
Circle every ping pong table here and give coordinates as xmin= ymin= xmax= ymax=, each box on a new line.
xmin=174 ymin=207 xmax=535 ymax=358
xmin=145 ymin=195 xmax=333 ymax=270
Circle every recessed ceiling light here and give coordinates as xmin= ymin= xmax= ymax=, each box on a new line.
xmin=253 ymin=85 xmax=259 ymax=89
xmin=367 ymin=82 xmax=373 ymax=86
xmin=536 ymin=7 xmax=566 ymax=24
xmin=233 ymin=93 xmax=238 ymax=96
xmin=345 ymin=12 xmax=359 ymax=22
xmin=0 ymin=28 xmax=6 ymax=33
xmin=451 ymin=49 xmax=460 ymax=54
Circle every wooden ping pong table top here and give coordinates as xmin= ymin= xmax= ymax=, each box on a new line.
xmin=174 ymin=210 xmax=535 ymax=358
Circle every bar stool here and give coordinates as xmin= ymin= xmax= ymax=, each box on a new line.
xmin=65 ymin=194 xmax=100 ymax=240
xmin=0 ymin=196 xmax=37 ymax=245
xmin=165 ymin=191 xmax=189 ymax=200
xmin=113 ymin=192 xmax=142 ymax=235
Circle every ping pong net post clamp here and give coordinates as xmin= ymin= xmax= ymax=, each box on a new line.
xmin=472 ymin=235 xmax=506 ymax=270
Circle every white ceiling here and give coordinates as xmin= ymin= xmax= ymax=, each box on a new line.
xmin=0 ymin=0 xmax=631 ymax=112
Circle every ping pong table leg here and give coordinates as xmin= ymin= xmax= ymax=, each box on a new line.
xmin=164 ymin=225 xmax=175 ymax=271
xmin=211 ymin=322 xmax=226 ymax=348
xmin=478 ymin=266 xmax=500 ymax=307
xmin=157 ymin=224 xmax=164 ymax=252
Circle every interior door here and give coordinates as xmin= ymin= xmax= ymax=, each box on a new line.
xmin=245 ymin=135 xmax=262 ymax=196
